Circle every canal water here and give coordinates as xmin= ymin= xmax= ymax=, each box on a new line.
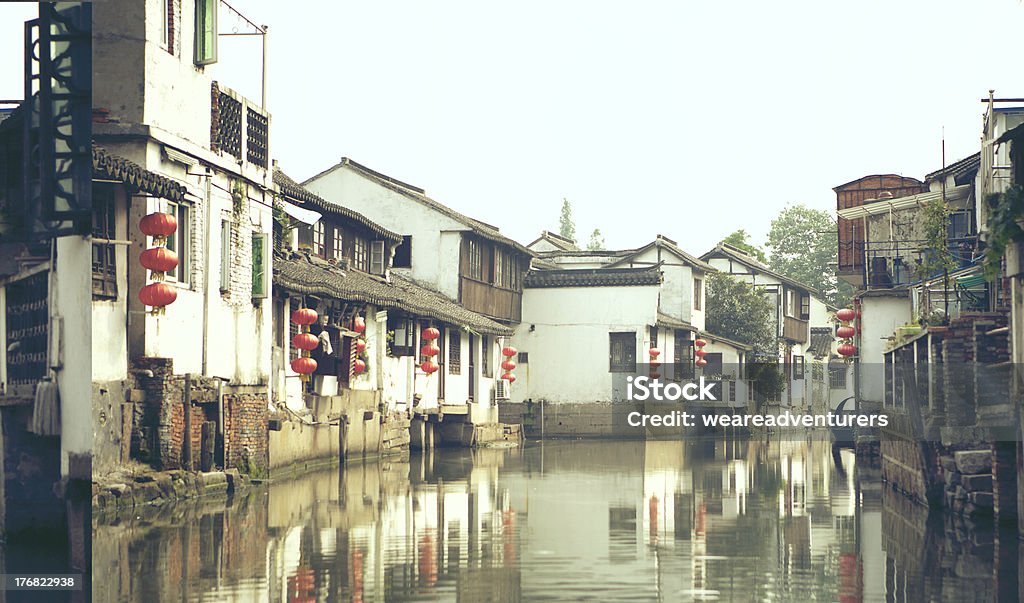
xmin=93 ymin=437 xmax=1022 ymax=602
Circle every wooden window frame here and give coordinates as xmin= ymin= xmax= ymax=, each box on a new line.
xmin=448 ymin=329 xmax=462 ymax=375
xmin=609 ymin=332 xmax=637 ymax=373
xmin=164 ymin=200 xmax=191 ymax=285
xmin=92 ymin=185 xmax=118 ymax=299
xmin=693 ymin=278 xmax=703 ymax=310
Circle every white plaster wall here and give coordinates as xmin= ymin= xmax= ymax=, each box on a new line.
xmin=303 ymin=166 xmax=466 ymax=299
xmin=92 ymin=188 xmax=131 ymax=382
xmin=511 ymin=285 xmax=660 ymax=403
xmin=55 ymin=236 xmax=93 ymax=472
xmin=858 ymin=295 xmax=912 ymax=404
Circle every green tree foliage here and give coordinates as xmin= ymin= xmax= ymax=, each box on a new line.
xmin=765 ymin=204 xmax=853 ymax=307
xmin=559 ymin=198 xmax=576 ymax=243
xmin=587 ymin=228 xmax=605 ymax=251
xmin=721 ymin=229 xmax=767 ymax=262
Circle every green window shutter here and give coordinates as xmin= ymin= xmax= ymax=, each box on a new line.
xmin=194 ymin=0 xmax=218 ymax=66
xmin=252 ymin=233 xmax=268 ymax=298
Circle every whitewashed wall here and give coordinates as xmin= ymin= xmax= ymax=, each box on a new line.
xmin=511 ymin=284 xmax=660 ymax=403
xmin=858 ymin=294 xmax=912 ymax=404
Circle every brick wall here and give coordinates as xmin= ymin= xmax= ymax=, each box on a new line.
xmin=223 ymin=391 xmax=268 ymax=475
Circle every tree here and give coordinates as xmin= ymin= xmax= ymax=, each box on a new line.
xmin=705 ymin=273 xmax=776 ymax=355
xmin=721 ymin=229 xmax=767 ymax=262
xmin=765 ymin=204 xmax=854 ymax=307
xmin=705 ymin=273 xmax=785 ymax=403
xmin=587 ymin=228 xmax=605 ymax=251
xmin=559 ymin=198 xmax=576 ymax=243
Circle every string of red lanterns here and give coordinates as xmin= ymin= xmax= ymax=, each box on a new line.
xmin=501 ymin=345 xmax=517 ymax=383
xmin=353 ymin=315 xmax=367 ymax=375
xmin=836 ymin=308 xmax=858 ymax=358
xmin=420 ymin=326 xmax=440 ymax=374
xmin=694 ymin=338 xmax=708 ymax=367
xmin=648 ymin=347 xmax=661 ymax=379
xmin=138 ymin=211 xmax=179 ymax=312
xmin=290 ymin=306 xmax=319 ymax=380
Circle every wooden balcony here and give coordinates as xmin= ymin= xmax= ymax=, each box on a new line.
xmin=460 ymin=277 xmax=522 ymax=322
xmin=782 ymin=316 xmax=809 ymax=344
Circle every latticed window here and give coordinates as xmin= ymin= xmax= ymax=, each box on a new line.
xmin=332 ymin=227 xmax=344 ymax=261
xmin=216 ymin=90 xmax=242 ymax=159
xmin=830 ymin=365 xmax=847 ymax=389
xmin=468 ymin=239 xmax=482 ymax=280
xmin=92 ymin=184 xmax=117 ymax=299
xmin=353 ymin=237 xmax=368 ymax=271
xmin=448 ymin=330 xmax=461 ymax=374
xmin=674 ymin=330 xmax=693 ymax=380
xmin=609 ymin=332 xmax=636 ymax=373
xmin=246 ymin=107 xmax=268 ymax=167
xmin=313 ymin=221 xmax=325 ymax=258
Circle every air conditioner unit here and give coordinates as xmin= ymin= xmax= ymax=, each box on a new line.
xmin=493 ymin=380 xmax=510 ymax=401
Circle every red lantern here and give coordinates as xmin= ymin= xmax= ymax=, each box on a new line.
xmin=695 ymin=358 xmax=708 ymax=367
xmin=648 ymin=348 xmax=661 ymax=358
xmin=291 ymin=332 xmax=319 ymax=351
xmin=422 ymin=327 xmax=440 ymax=341
xmin=501 ymin=360 xmax=517 ymax=371
xmin=501 ymin=373 xmax=516 ymax=383
xmin=291 ymin=308 xmax=318 ymax=325
xmin=139 ymin=247 xmax=179 ymax=273
xmin=836 ymin=326 xmax=856 ymax=339
xmin=291 ymin=356 xmax=317 ymax=374
xmin=501 ymin=346 xmax=517 ymax=358
xmin=695 ymin=349 xmax=707 ymax=358
xmin=139 ymin=212 xmax=177 ymax=237
xmin=353 ymin=358 xmax=366 ymax=374
xmin=694 ymin=338 xmax=707 ymax=348
xmin=838 ymin=343 xmax=857 ymax=357
xmin=355 ymin=339 xmax=366 ymax=354
xmin=649 ymin=359 xmax=661 ymax=368
xmin=354 ymin=316 xmax=366 ymax=333
xmin=421 ymin=360 xmax=439 ymax=374
xmin=138 ymin=282 xmax=177 ymax=307
xmin=836 ymin=308 xmax=857 ymax=322
xmin=649 ymin=372 xmax=661 ymax=379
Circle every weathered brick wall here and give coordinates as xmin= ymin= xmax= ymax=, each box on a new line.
xmin=224 ymin=391 xmax=268 ymax=475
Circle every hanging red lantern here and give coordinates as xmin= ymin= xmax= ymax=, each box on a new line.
xmin=353 ymin=358 xmax=366 ymax=375
xmin=355 ymin=339 xmax=367 ymax=354
xmin=836 ymin=325 xmax=856 ymax=339
xmin=138 ymin=282 xmax=177 ymax=308
xmin=501 ymin=373 xmax=516 ymax=383
xmin=501 ymin=360 xmax=517 ymax=372
xmin=649 ymin=358 xmax=661 ymax=367
xmin=291 ymin=332 xmax=319 ymax=351
xmin=421 ymin=360 xmax=439 ymax=374
xmin=291 ymin=308 xmax=318 ymax=325
xmin=836 ymin=308 xmax=857 ymax=322
xmin=838 ymin=343 xmax=857 ymax=357
xmin=139 ymin=247 xmax=179 ymax=273
xmin=695 ymin=349 xmax=707 ymax=358
xmin=422 ymin=327 xmax=440 ymax=341
xmin=420 ymin=343 xmax=440 ymax=357
xmin=291 ymin=356 xmax=317 ymax=374
xmin=502 ymin=346 xmax=517 ymax=358
xmin=354 ymin=316 xmax=366 ymax=333
xmin=649 ymin=371 xmax=661 ymax=379
xmin=139 ymin=212 xmax=178 ymax=237
xmin=695 ymin=357 xmax=708 ymax=367
xmin=648 ymin=348 xmax=661 ymax=358
xmin=694 ymin=338 xmax=707 ymax=348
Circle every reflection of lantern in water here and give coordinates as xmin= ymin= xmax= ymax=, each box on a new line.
xmin=648 ymin=495 xmax=659 ymax=545
xmin=418 ymin=534 xmax=437 ymax=587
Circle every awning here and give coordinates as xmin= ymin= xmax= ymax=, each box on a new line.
xmin=280 ymin=202 xmax=321 ymax=225
xmin=837 ymin=185 xmax=971 ymax=220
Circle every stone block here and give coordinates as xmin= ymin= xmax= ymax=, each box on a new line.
xmin=955 ymin=450 xmax=991 ymax=474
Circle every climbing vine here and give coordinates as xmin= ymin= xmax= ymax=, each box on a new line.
xmin=983 ymin=185 xmax=1024 ymax=280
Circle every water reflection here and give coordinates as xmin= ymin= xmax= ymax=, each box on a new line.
xmin=93 ymin=437 xmax=1023 ymax=602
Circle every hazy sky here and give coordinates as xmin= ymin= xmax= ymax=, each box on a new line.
xmin=3 ymin=1 xmax=1023 ymax=254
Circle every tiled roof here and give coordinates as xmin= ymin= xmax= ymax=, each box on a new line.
xmin=525 ymin=266 xmax=662 ymax=288
xmin=306 ymin=158 xmax=533 ymax=256
xmin=809 ymin=327 xmax=833 ymax=359
xmin=273 ymin=167 xmax=401 ymax=242
xmin=92 ymin=145 xmax=187 ymax=202
xmin=527 ymin=230 xmax=578 ymax=251
xmin=656 ymin=312 xmax=695 ymax=331
xmin=924 ymin=152 xmax=980 ymax=185
xmin=274 ymin=250 xmax=512 ymax=335
xmin=700 ymin=244 xmax=821 ymax=296
xmin=605 ymin=235 xmax=715 ymax=272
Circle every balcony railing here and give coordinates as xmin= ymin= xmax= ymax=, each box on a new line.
xmin=211 ymin=82 xmax=269 ymax=168
xmin=782 ymin=316 xmax=808 ymax=344
xmin=862 ymin=236 xmax=978 ymax=290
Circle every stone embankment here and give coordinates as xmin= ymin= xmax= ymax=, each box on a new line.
xmin=93 ymin=468 xmax=249 ymax=512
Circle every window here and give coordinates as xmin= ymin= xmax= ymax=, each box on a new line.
xmin=650 ymin=326 xmax=658 ymax=350
xmin=164 ymin=201 xmax=191 ymax=284
xmin=468 ymin=239 xmax=483 ymax=280
xmin=194 ymin=0 xmax=217 ymax=65
xmin=799 ymin=292 xmax=810 ymax=320
xmin=393 ymin=235 xmax=412 ymax=268
xmin=370 ymin=240 xmax=386 ymax=275
xmin=703 ymin=352 xmax=723 ymax=376
xmin=332 ymin=227 xmax=344 ymax=262
xmin=509 ymin=255 xmax=520 ymax=290
xmin=482 ymin=335 xmax=491 ymax=377
xmin=517 ymin=351 xmax=529 ymax=363
xmin=829 ymin=365 xmax=847 ymax=389
xmin=785 ymin=289 xmax=798 ymax=318
xmin=449 ymin=329 xmax=461 ymax=374
xmin=693 ymin=278 xmax=703 ymax=310
xmin=353 ymin=237 xmax=369 ymax=271
xmin=161 ymin=0 xmax=172 ymax=52
xmin=312 ymin=221 xmax=325 ymax=258
xmin=494 ymin=249 xmax=504 ymax=286
xmin=609 ymin=332 xmax=636 ymax=373
xmin=220 ymin=220 xmax=231 ymax=291
xmin=674 ymin=330 xmax=693 ymax=380
xmin=92 ymin=185 xmax=118 ymax=299
xmin=792 ymin=355 xmax=805 ymax=380
xmin=252 ymin=233 xmax=269 ymax=298
xmin=387 ymin=314 xmax=415 ymax=357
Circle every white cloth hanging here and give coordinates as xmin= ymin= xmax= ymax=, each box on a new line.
xmin=318 ymin=329 xmax=334 ymax=355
